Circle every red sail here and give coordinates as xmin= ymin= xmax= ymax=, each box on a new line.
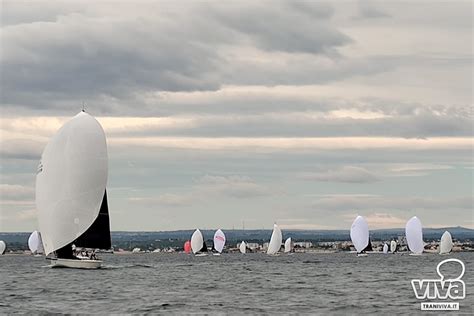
xmin=184 ymin=240 xmax=191 ymax=253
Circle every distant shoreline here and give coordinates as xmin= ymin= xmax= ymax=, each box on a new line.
xmin=2 ymin=227 xmax=473 ymax=252
xmin=1 ymin=226 xmax=472 ymax=234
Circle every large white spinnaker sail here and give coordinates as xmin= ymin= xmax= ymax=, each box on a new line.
xmin=213 ymin=229 xmax=226 ymax=253
xmin=28 ymin=231 xmax=44 ymax=254
xmin=405 ymin=216 xmax=424 ymax=255
xmin=267 ymin=224 xmax=282 ymax=255
xmin=284 ymin=237 xmax=292 ymax=253
xmin=383 ymin=243 xmax=388 ymax=254
xmin=191 ymin=229 xmax=204 ymax=254
xmin=439 ymin=231 xmax=453 ymax=254
xmin=0 ymin=241 xmax=6 ymax=255
xmin=350 ymin=216 xmax=369 ymax=253
xmin=239 ymin=241 xmax=246 ymax=254
xmin=36 ymin=111 xmax=109 ymax=256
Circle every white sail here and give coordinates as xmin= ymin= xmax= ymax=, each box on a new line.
xmin=284 ymin=237 xmax=292 ymax=253
xmin=213 ymin=229 xmax=226 ymax=253
xmin=36 ymin=111 xmax=108 ymax=256
xmin=191 ymin=229 xmax=204 ymax=254
xmin=390 ymin=240 xmax=397 ymax=253
xmin=28 ymin=231 xmax=44 ymax=254
xmin=405 ymin=216 xmax=424 ymax=254
xmin=439 ymin=231 xmax=453 ymax=254
xmin=267 ymin=224 xmax=282 ymax=255
xmin=239 ymin=241 xmax=246 ymax=254
xmin=383 ymin=243 xmax=388 ymax=254
xmin=0 ymin=241 xmax=6 ymax=255
xmin=350 ymin=216 xmax=369 ymax=253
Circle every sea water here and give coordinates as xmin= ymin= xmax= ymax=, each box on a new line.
xmin=1 ymin=252 xmax=473 ymax=314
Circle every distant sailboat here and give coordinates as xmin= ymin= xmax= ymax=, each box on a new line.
xmin=184 ymin=240 xmax=191 ymax=254
xmin=28 ymin=231 xmax=44 ymax=255
xmin=284 ymin=237 xmax=293 ymax=253
xmin=0 ymin=241 xmax=6 ymax=255
xmin=191 ymin=229 xmax=207 ymax=256
xmin=439 ymin=231 xmax=453 ymax=255
xmin=405 ymin=216 xmax=424 ymax=255
xmin=267 ymin=224 xmax=282 ymax=255
xmin=239 ymin=241 xmax=246 ymax=254
xmin=201 ymin=241 xmax=208 ymax=253
xmin=213 ymin=229 xmax=226 ymax=255
xmin=36 ymin=111 xmax=111 ymax=269
xmin=390 ymin=240 xmax=397 ymax=253
xmin=383 ymin=243 xmax=388 ymax=254
xmin=350 ymin=216 xmax=369 ymax=256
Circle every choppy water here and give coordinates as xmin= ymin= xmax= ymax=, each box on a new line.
xmin=1 ymin=252 xmax=473 ymax=314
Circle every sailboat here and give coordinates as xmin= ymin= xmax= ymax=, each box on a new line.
xmin=213 ymin=229 xmax=226 ymax=255
xmin=390 ymin=240 xmax=397 ymax=253
xmin=284 ymin=237 xmax=293 ymax=254
xmin=363 ymin=237 xmax=373 ymax=252
xmin=350 ymin=216 xmax=370 ymax=256
xmin=36 ymin=111 xmax=111 ymax=269
xmin=439 ymin=231 xmax=453 ymax=255
xmin=184 ymin=240 xmax=191 ymax=254
xmin=266 ymin=224 xmax=282 ymax=255
xmin=191 ymin=229 xmax=207 ymax=256
xmin=405 ymin=216 xmax=424 ymax=255
xmin=28 ymin=231 xmax=44 ymax=256
xmin=0 ymin=241 xmax=6 ymax=255
xmin=383 ymin=243 xmax=388 ymax=254
xmin=239 ymin=241 xmax=246 ymax=254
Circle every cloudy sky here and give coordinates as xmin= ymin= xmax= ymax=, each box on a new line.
xmin=1 ymin=1 xmax=472 ymax=232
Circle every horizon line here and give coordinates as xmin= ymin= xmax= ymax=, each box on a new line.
xmin=1 ymin=225 xmax=471 ymax=234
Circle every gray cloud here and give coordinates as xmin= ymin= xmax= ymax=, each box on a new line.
xmin=129 ymin=193 xmax=192 ymax=208
xmin=299 ymin=166 xmax=379 ymax=183
xmin=1 ymin=1 xmax=472 ymax=231
xmin=100 ymin=111 xmax=473 ymax=138
xmin=127 ymin=175 xmax=274 ymax=210
xmin=1 ymin=1 xmax=359 ymax=113
xmin=355 ymin=1 xmax=390 ymax=19
xmin=210 ymin=2 xmax=350 ymax=55
xmin=309 ymin=195 xmax=472 ymax=212
xmin=0 ymin=139 xmax=44 ymax=160
xmin=1 ymin=13 xmax=221 ymax=105
xmin=0 ymin=184 xmax=35 ymax=200
xmin=196 ymin=175 xmax=274 ymax=199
